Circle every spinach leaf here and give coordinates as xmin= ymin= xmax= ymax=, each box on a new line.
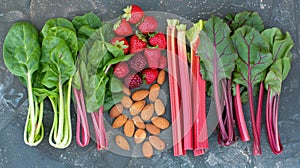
xmin=110 ymin=77 xmax=123 ymax=93
xmin=41 ymin=18 xmax=76 ymax=37
xmin=104 ymin=91 xmax=124 ymax=112
xmin=3 ymin=22 xmax=44 ymax=146
xmin=72 ymin=12 xmax=102 ymax=30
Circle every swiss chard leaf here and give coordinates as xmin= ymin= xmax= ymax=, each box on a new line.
xmin=263 ymin=28 xmax=294 ymax=96
xmin=109 ymin=77 xmax=123 ymax=93
xmin=3 ymin=22 xmax=40 ymax=79
xmin=41 ymin=36 xmax=75 ymax=87
xmin=229 ymin=11 xmax=264 ymax=32
xmin=72 ymin=13 xmax=102 ymax=30
xmin=41 ymin=18 xmax=76 ymax=37
xmin=232 ymin=26 xmax=272 ymax=87
xmin=198 ymin=16 xmax=238 ymax=82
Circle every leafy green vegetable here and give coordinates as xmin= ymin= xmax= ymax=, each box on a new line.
xmin=227 ymin=11 xmax=264 ymax=32
xmin=41 ymin=18 xmax=76 ymax=37
xmin=232 ymin=25 xmax=273 ymax=155
xmin=198 ymin=16 xmax=238 ymax=145
xmin=3 ymin=22 xmax=44 ymax=146
xmin=72 ymin=13 xmax=102 ymax=30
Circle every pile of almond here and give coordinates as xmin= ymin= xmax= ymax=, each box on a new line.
xmin=110 ymin=70 xmax=169 ymax=158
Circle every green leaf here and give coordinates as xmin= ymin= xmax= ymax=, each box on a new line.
xmin=230 ymin=11 xmax=264 ymax=32
xmin=93 ymin=23 xmax=114 ymax=42
xmin=106 ymin=43 xmax=125 ymax=58
xmin=3 ymin=22 xmax=40 ymax=79
xmin=104 ymin=91 xmax=124 ymax=112
xmin=46 ymin=27 xmax=78 ymax=59
xmin=232 ymin=26 xmax=272 ymax=87
xmin=41 ymin=18 xmax=76 ymax=37
xmin=78 ymin=25 xmax=96 ymax=38
xmin=104 ymin=54 xmax=133 ymax=67
xmin=72 ymin=13 xmax=102 ymax=30
xmin=110 ymin=77 xmax=123 ymax=93
xmin=198 ymin=16 xmax=238 ymax=82
xmin=41 ymin=36 xmax=75 ymax=86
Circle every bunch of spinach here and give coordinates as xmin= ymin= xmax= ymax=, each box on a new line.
xmin=3 ymin=22 xmax=45 ymax=146
xmin=198 ymin=16 xmax=238 ymax=146
xmin=75 ymin=21 xmax=131 ymax=150
xmin=262 ymin=28 xmax=294 ymax=154
xmin=40 ymin=18 xmax=78 ymax=149
xmin=71 ymin=13 xmax=103 ymax=147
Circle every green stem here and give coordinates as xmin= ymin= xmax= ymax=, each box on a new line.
xmin=49 ymin=97 xmax=58 ymax=146
xmin=57 ymin=77 xmax=64 ymax=143
xmin=25 ymin=73 xmax=36 ymax=145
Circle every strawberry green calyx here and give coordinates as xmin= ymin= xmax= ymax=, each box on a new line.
xmin=136 ymin=31 xmax=147 ymax=43
xmin=122 ymin=5 xmax=132 ymax=21
xmin=113 ymin=19 xmax=122 ymax=31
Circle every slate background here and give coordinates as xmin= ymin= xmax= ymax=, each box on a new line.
xmin=0 ymin=0 xmax=300 ymax=167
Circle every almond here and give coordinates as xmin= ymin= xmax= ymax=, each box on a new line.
xmin=124 ymin=119 xmax=135 ymax=137
xmin=132 ymin=116 xmax=146 ymax=129
xmin=112 ymin=114 xmax=128 ymax=128
xmin=115 ymin=135 xmax=130 ymax=151
xmin=149 ymin=135 xmax=165 ymax=151
xmin=134 ymin=128 xmax=146 ymax=144
xmin=122 ymin=85 xmax=131 ymax=96
xmin=151 ymin=116 xmax=170 ymax=130
xmin=110 ymin=103 xmax=123 ymax=118
xmin=142 ymin=141 xmax=153 ymax=158
xmin=129 ymin=100 xmax=146 ymax=116
xmin=157 ymin=70 xmax=166 ymax=85
xmin=140 ymin=104 xmax=154 ymax=121
xmin=154 ymin=99 xmax=165 ymax=116
xmin=145 ymin=124 xmax=161 ymax=135
xmin=121 ymin=96 xmax=133 ymax=108
xmin=132 ymin=90 xmax=149 ymax=101
xmin=149 ymin=84 xmax=160 ymax=102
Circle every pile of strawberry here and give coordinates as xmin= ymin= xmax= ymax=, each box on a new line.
xmin=111 ymin=4 xmax=167 ymax=89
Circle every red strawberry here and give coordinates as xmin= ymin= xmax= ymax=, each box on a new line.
xmin=129 ymin=34 xmax=147 ymax=53
xmin=142 ymin=68 xmax=159 ymax=84
xmin=159 ymin=55 xmax=167 ymax=69
xmin=111 ymin=37 xmax=129 ymax=54
xmin=124 ymin=73 xmax=143 ymax=89
xmin=144 ymin=48 xmax=161 ymax=69
xmin=128 ymin=52 xmax=147 ymax=72
xmin=113 ymin=19 xmax=133 ymax=37
xmin=113 ymin=62 xmax=130 ymax=79
xmin=148 ymin=32 xmax=166 ymax=49
xmin=122 ymin=5 xmax=144 ymax=24
xmin=138 ymin=16 xmax=158 ymax=34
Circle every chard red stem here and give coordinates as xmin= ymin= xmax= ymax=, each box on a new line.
xmin=234 ymin=84 xmax=250 ymax=142
xmin=256 ymin=82 xmax=264 ymax=138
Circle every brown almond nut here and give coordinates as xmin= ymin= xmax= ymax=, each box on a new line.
xmin=110 ymin=104 xmax=123 ymax=118
xmin=149 ymin=84 xmax=160 ymax=102
xmin=154 ymin=99 xmax=165 ymax=116
xmin=132 ymin=116 xmax=146 ymax=129
xmin=132 ymin=90 xmax=149 ymax=101
xmin=115 ymin=135 xmax=130 ymax=151
xmin=142 ymin=141 xmax=153 ymax=158
xmin=121 ymin=96 xmax=133 ymax=108
xmin=112 ymin=114 xmax=128 ymax=128
xmin=149 ymin=135 xmax=165 ymax=151
xmin=124 ymin=119 xmax=135 ymax=137
xmin=129 ymin=100 xmax=146 ymax=116
xmin=134 ymin=129 xmax=146 ymax=144
xmin=140 ymin=104 xmax=154 ymax=121
xmin=157 ymin=70 xmax=166 ymax=85
xmin=151 ymin=116 xmax=170 ymax=130
xmin=122 ymin=85 xmax=131 ymax=96
xmin=145 ymin=124 xmax=161 ymax=135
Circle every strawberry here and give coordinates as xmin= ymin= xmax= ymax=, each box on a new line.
xmin=159 ymin=55 xmax=167 ymax=69
xmin=138 ymin=16 xmax=158 ymax=34
xmin=113 ymin=19 xmax=133 ymax=37
xmin=124 ymin=73 xmax=143 ymax=89
xmin=113 ymin=62 xmax=130 ymax=79
xmin=122 ymin=5 xmax=144 ymax=24
xmin=148 ymin=32 xmax=166 ymax=49
xmin=128 ymin=52 xmax=147 ymax=72
xmin=142 ymin=68 xmax=159 ymax=84
xmin=144 ymin=48 xmax=161 ymax=69
xmin=129 ymin=34 xmax=147 ymax=53
xmin=111 ymin=37 xmax=129 ymax=54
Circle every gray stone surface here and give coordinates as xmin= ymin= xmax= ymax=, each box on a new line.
xmin=0 ymin=0 xmax=300 ymax=167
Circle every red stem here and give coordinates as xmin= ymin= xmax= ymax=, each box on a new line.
xmin=177 ymin=27 xmax=193 ymax=150
xmin=91 ymin=106 xmax=108 ymax=150
xmin=234 ymin=84 xmax=250 ymax=142
xmin=256 ymin=82 xmax=264 ymax=138
xmin=167 ymin=23 xmax=185 ymax=156
xmin=74 ymin=88 xmax=90 ymax=147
